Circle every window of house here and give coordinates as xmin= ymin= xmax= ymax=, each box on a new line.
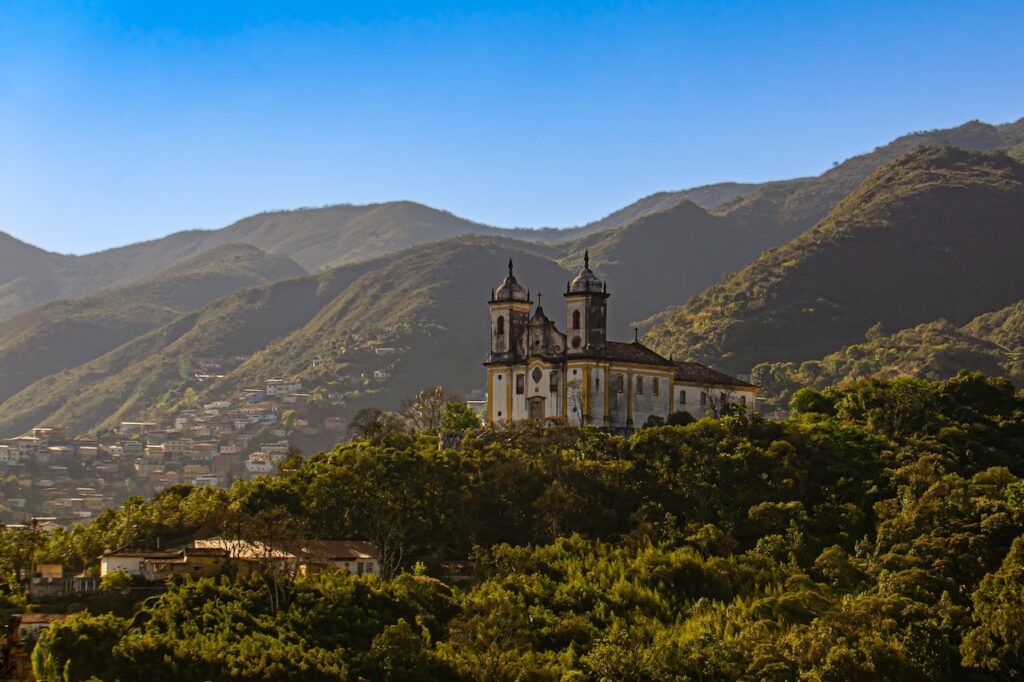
xmin=720 ymin=391 xmax=728 ymax=405
xmin=365 ymin=563 xmax=374 ymax=574
xmin=700 ymin=391 xmax=707 ymax=405
xmin=679 ymin=390 xmax=687 ymax=406
xmin=595 ymin=375 xmax=600 ymax=390
xmin=741 ymin=395 xmax=747 ymax=407
xmin=572 ymin=310 xmax=581 ymax=329
xmin=615 ymin=374 xmax=624 ymax=394
xmin=496 ymin=316 xmax=505 ymax=335
xmin=516 ymin=374 xmax=525 ymax=394
xmin=653 ymin=378 xmax=659 ymax=396
xmin=636 ymin=376 xmax=643 ymax=394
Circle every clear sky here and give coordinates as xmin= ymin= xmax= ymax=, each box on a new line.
xmin=2 ymin=1 xmax=1023 ymax=254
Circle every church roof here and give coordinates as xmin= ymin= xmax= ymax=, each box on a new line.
xmin=603 ymin=341 xmax=675 ymax=366
xmin=673 ymin=362 xmax=755 ymax=388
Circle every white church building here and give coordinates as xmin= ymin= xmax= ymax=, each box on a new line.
xmin=484 ymin=254 xmax=758 ymax=434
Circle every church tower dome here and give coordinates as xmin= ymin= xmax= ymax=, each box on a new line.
xmin=493 ymin=259 xmax=528 ymax=302
xmin=564 ymin=250 xmax=609 ymax=355
xmin=568 ymin=250 xmax=604 ymax=293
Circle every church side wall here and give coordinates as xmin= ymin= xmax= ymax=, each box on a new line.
xmin=629 ymin=369 xmax=674 ymax=427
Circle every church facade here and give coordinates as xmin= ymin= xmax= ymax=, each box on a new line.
xmin=484 ymin=254 xmax=758 ymax=433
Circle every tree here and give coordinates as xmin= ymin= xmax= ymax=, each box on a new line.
xmin=441 ymin=401 xmax=481 ymax=432
xmin=567 ymin=379 xmax=585 ymax=425
xmin=100 ymin=570 xmax=133 ymax=592
xmin=789 ymin=388 xmax=835 ymax=416
xmin=32 ymin=613 xmax=129 ymax=682
xmin=961 ymin=536 xmax=1024 ymax=674
xmin=403 ymin=386 xmax=450 ymax=432
xmin=666 ymin=410 xmax=694 ymax=426
xmin=348 ymin=407 xmax=410 ymax=444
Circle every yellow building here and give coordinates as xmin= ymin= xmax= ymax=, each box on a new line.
xmin=485 ymin=254 xmax=757 ymax=433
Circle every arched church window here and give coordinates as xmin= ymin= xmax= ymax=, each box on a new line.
xmin=496 ymin=316 xmax=505 ymax=335
xmin=572 ymin=310 xmax=580 ymax=330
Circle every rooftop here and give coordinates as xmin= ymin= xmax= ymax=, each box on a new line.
xmin=674 ymin=362 xmax=756 ymax=388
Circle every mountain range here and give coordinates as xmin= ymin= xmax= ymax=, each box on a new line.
xmin=2 ymin=115 xmax=1024 ymax=438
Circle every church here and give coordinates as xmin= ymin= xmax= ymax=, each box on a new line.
xmin=484 ymin=253 xmax=758 ymax=433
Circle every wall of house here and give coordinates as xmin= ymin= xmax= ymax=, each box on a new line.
xmin=329 ymin=559 xmax=381 ymax=576
xmin=100 ymin=556 xmax=143 ymax=576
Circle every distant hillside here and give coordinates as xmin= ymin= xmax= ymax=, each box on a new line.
xmin=0 ymin=244 xmax=304 ymax=407
xmin=0 ymin=237 xmax=569 ymax=438
xmin=711 ymin=118 xmax=1024 ymax=244
xmin=751 ymin=318 xmax=1021 ymax=410
xmin=752 ymin=295 xmax=1024 ymax=409
xmin=647 ymin=145 xmax=1024 ymax=373
xmin=578 ymin=182 xmax=758 ymax=235
xmin=3 ymin=117 xmax=1020 ymax=320
xmin=558 ymin=200 xmax=775 ymax=333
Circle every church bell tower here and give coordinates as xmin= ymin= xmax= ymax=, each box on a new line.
xmin=488 ymin=259 xmax=531 ymax=363
xmin=564 ymin=251 xmax=608 ymax=355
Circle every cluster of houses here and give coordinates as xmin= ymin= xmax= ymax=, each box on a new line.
xmin=0 ymin=377 xmax=342 ymax=524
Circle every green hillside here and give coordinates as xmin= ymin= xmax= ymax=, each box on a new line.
xmin=712 ymin=118 xmax=1024 ymax=244
xmin=0 ymin=251 xmax=397 ymax=438
xmin=0 ymin=244 xmax=304 ymax=406
xmin=559 ymin=200 xmax=772 ymax=333
xmin=751 ymin=318 xmax=1021 ymax=409
xmin=647 ymin=145 xmax=1024 ymax=373
xmin=576 ymin=181 xmax=758 ymax=234
xmin=0 ymin=237 xmax=568 ymax=437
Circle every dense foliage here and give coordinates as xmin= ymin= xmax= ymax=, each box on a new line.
xmin=10 ymin=373 xmax=1024 ymax=680
xmin=752 ymin=317 xmax=1024 ymax=410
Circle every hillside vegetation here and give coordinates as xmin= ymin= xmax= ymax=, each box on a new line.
xmin=0 ymin=244 xmax=304 ymax=405
xmin=647 ymin=145 xmax=1024 ymax=373
xmin=0 ymin=238 xmax=569 ymax=437
xmin=15 ymin=374 xmax=1024 ymax=680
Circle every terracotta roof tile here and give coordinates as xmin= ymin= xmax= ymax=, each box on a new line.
xmin=602 ymin=341 xmax=675 ymax=366
xmin=673 ymin=362 xmax=755 ymax=388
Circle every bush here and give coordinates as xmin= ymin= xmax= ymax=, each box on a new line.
xmin=99 ymin=571 xmax=133 ymax=592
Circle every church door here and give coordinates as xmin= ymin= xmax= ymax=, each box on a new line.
xmin=528 ymin=398 xmax=545 ymax=420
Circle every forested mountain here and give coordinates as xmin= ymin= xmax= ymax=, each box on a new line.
xmin=0 ymin=244 xmax=304 ymax=406
xmin=751 ymin=295 xmax=1024 ymax=410
xmin=3 ymin=117 xmax=1021 ymax=322
xmin=0 ymin=238 xmax=570 ymax=437
xmin=4 ymin=118 xmax=1024 ymax=438
xmin=647 ymin=145 xmax=1024 ymax=374
xmin=573 ymin=181 xmax=758 ymax=234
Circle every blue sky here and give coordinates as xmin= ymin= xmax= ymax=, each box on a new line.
xmin=2 ymin=1 xmax=1023 ymax=254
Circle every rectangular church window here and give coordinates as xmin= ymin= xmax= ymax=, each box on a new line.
xmin=636 ymin=376 xmax=643 ymax=394
xmin=516 ymin=374 xmax=525 ymax=395
xmin=653 ymin=378 xmax=659 ymax=396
